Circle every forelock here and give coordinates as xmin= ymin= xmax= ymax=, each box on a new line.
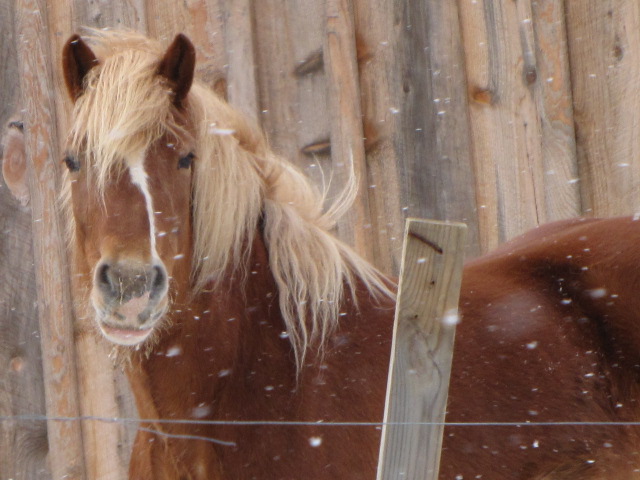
xmin=66 ymin=30 xmax=178 ymax=192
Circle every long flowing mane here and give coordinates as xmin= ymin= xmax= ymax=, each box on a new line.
xmin=63 ymin=29 xmax=394 ymax=366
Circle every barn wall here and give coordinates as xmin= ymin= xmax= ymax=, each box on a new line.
xmin=1 ymin=0 xmax=639 ymax=478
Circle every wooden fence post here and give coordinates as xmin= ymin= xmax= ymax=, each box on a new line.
xmin=377 ymin=219 xmax=466 ymax=479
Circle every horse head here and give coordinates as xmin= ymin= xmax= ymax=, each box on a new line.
xmin=62 ymin=33 xmax=197 ymax=346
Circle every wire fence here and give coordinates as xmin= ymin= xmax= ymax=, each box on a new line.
xmin=4 ymin=414 xmax=640 ymax=447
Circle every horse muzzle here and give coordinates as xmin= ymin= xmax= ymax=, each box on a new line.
xmin=91 ymin=259 xmax=169 ymax=346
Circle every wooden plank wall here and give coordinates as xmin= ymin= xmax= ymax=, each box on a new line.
xmin=2 ymin=0 xmax=640 ymax=478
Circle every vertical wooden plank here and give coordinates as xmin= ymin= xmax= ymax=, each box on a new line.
xmin=352 ymin=0 xmax=406 ymax=274
xmin=459 ymin=0 xmax=580 ymax=251
xmin=323 ymin=0 xmax=375 ymax=261
xmin=566 ymin=0 xmax=640 ymax=217
xmin=377 ymin=219 xmax=466 ymax=480
xmin=530 ymin=0 xmax=581 ymax=221
xmin=222 ymin=0 xmax=259 ymax=120
xmin=398 ymin=1 xmax=479 ymax=251
xmin=14 ymin=1 xmax=86 ymax=479
xmin=0 ymin=17 xmax=50 ymax=474
xmin=0 ymin=4 xmax=20 ymax=123
xmin=253 ymin=1 xmax=332 ymax=187
xmin=356 ymin=0 xmax=480 ymax=272
xmin=180 ymin=0 xmax=228 ymax=90
xmin=0 ymin=174 xmax=48 ymax=480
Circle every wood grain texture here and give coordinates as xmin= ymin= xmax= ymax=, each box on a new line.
xmin=377 ymin=219 xmax=466 ymax=480
xmin=352 ymin=0 xmax=406 ymax=274
xmin=75 ymin=0 xmax=147 ymax=30
xmin=222 ymin=0 xmax=259 ymax=120
xmin=0 ymin=181 xmax=49 ymax=480
xmin=0 ymin=15 xmax=50 ymax=477
xmin=0 ymin=4 xmax=20 ymax=123
xmin=146 ymin=0 xmax=190 ymax=41
xmin=356 ymin=0 xmax=480 ymax=272
xmin=252 ymin=0 xmax=332 ymax=188
xmin=394 ymin=1 xmax=479 ymax=257
xmin=323 ymin=0 xmax=375 ymax=261
xmin=566 ymin=0 xmax=640 ymax=217
xmin=460 ymin=0 xmax=580 ymax=251
xmin=73 ymin=339 xmax=127 ymax=480
xmin=147 ymin=0 xmax=228 ymax=91
xmin=15 ymin=1 xmax=86 ymax=478
xmin=530 ymin=0 xmax=581 ymax=221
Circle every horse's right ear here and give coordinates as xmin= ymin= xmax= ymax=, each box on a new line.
xmin=158 ymin=34 xmax=196 ymax=108
xmin=62 ymin=34 xmax=99 ymax=101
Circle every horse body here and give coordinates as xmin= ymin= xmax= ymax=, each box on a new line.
xmin=443 ymin=217 xmax=640 ymax=479
xmin=59 ymin=30 xmax=640 ymax=479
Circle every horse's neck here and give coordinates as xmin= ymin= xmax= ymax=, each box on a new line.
xmin=126 ymin=230 xmax=395 ymax=478
xmin=128 ymin=229 xmax=394 ymax=424
xmin=194 ymin=231 xmax=288 ymax=375
xmin=127 ymin=232 xmax=292 ymax=415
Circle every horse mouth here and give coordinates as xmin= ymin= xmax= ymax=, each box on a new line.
xmin=92 ymin=294 xmax=168 ymax=346
xmin=99 ymin=323 xmax=154 ymax=346
xmin=90 ymin=259 xmax=171 ymax=346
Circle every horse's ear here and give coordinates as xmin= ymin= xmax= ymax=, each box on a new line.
xmin=158 ymin=34 xmax=196 ymax=108
xmin=62 ymin=34 xmax=99 ymax=101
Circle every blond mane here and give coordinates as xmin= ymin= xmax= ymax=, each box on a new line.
xmin=65 ymin=29 xmax=395 ymax=366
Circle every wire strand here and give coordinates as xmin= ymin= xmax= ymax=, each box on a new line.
xmin=136 ymin=425 xmax=237 ymax=447
xmin=5 ymin=414 xmax=640 ymax=428
xmin=6 ymin=414 xmax=640 ymax=446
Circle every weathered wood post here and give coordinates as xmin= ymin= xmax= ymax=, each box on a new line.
xmin=14 ymin=2 xmax=87 ymax=479
xmin=377 ymin=218 xmax=466 ymax=479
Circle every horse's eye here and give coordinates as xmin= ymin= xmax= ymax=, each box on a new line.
xmin=178 ymin=152 xmax=195 ymax=169
xmin=63 ymin=155 xmax=81 ymax=172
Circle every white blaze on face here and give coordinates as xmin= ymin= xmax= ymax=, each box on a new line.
xmin=91 ymin=151 xmax=171 ymax=346
xmin=128 ymin=152 xmax=159 ymax=260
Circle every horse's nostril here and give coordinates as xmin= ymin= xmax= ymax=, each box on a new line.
xmin=151 ymin=265 xmax=167 ymax=295
xmin=96 ymin=261 xmax=167 ymax=302
xmin=97 ymin=263 xmax=115 ymax=294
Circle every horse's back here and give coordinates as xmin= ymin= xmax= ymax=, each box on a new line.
xmin=441 ymin=216 xmax=640 ymax=479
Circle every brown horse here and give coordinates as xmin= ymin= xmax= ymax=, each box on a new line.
xmin=61 ymin=30 xmax=394 ymax=479
xmin=60 ymin=30 xmax=640 ymax=479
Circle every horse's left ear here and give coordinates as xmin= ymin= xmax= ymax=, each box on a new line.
xmin=62 ymin=34 xmax=99 ymax=101
xmin=158 ymin=34 xmax=196 ymax=108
